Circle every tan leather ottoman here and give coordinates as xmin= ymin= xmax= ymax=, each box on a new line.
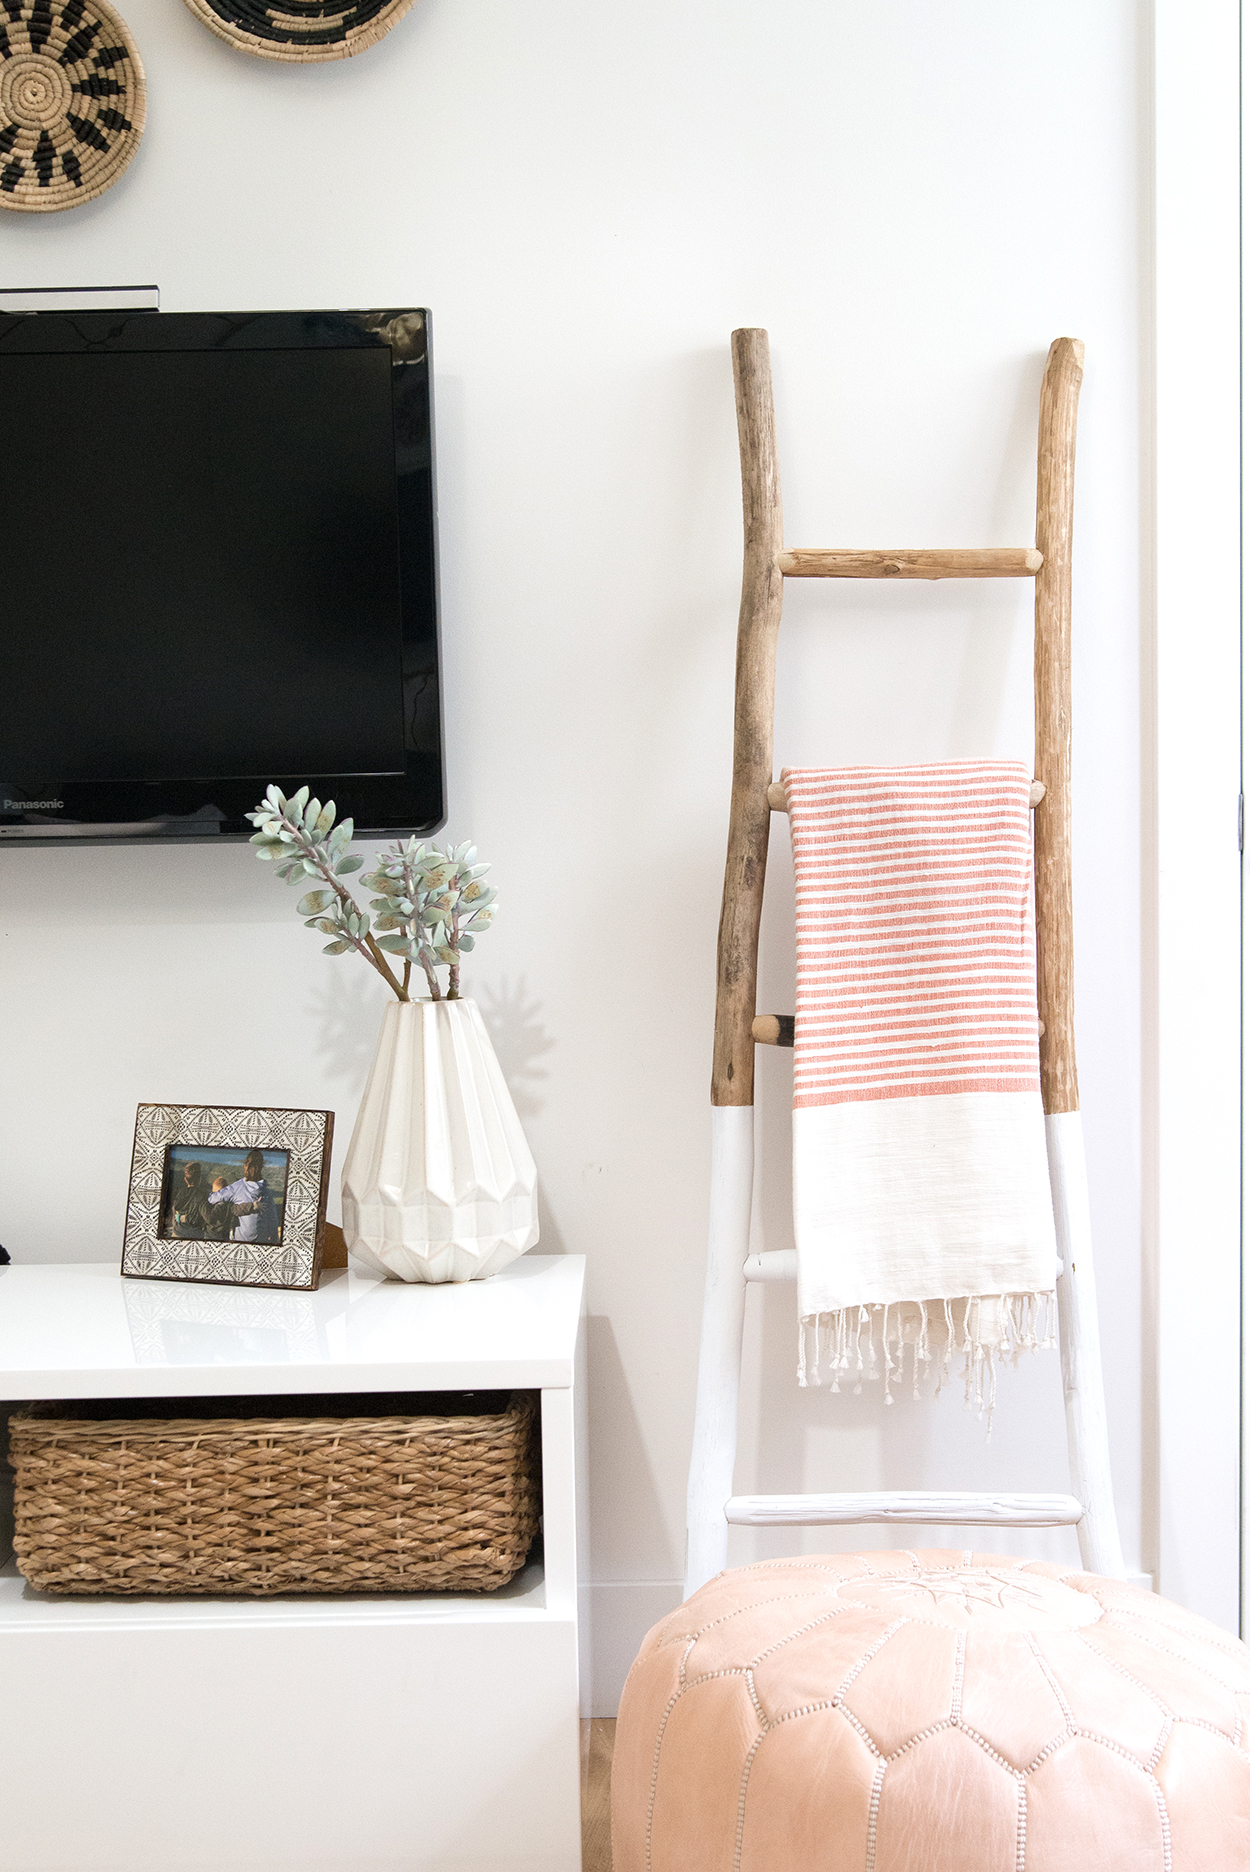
xmin=612 ymin=1550 xmax=1250 ymax=1871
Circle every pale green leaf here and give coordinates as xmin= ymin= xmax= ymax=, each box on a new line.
xmin=323 ymin=939 xmax=353 ymax=955
xmin=336 ymin=855 xmax=364 ymax=876
xmin=297 ymin=890 xmax=334 ymax=916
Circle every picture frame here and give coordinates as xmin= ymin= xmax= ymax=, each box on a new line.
xmin=121 ymin=1104 xmax=335 ymax=1292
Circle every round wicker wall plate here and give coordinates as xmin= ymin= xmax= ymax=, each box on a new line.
xmin=0 ymin=0 xmax=145 ymax=213
xmin=181 ymin=0 xmax=418 ymax=63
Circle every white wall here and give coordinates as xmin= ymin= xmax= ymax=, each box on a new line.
xmin=0 ymin=1 xmax=1155 ymax=1708
xmin=1152 ymin=0 xmax=1241 ymax=1638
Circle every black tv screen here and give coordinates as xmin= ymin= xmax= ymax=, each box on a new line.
xmin=0 ymin=308 xmax=443 ymax=844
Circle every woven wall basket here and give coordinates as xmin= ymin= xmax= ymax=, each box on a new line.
xmin=8 ymin=1391 xmax=540 ymax=1596
xmin=0 ymin=0 xmax=145 ymax=213
xmin=180 ymin=0 xmax=418 ymax=63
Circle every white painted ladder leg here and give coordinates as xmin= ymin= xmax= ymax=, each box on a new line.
xmin=1048 ymin=1111 xmax=1126 ymax=1577
xmin=684 ymin=1105 xmax=754 ymax=1598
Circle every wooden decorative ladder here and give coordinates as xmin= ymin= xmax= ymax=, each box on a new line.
xmin=684 ymin=330 xmax=1126 ymax=1598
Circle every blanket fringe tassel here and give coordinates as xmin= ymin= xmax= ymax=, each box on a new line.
xmin=798 ymin=1291 xmax=1056 ymax=1430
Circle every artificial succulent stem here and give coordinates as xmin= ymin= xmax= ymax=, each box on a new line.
xmin=414 ymin=942 xmax=441 ymax=998
xmin=446 ymin=904 xmax=462 ymax=998
xmin=283 ymin=813 xmax=408 ymax=1001
xmin=317 ymin=858 xmax=407 ymax=998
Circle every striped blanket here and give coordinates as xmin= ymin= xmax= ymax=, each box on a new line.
xmin=781 ymin=760 xmax=1057 ymax=1413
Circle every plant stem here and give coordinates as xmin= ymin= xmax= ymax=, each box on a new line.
xmin=288 ymin=818 xmax=408 ymax=1001
xmin=417 ymin=944 xmax=442 ymax=998
xmin=399 ymin=855 xmax=441 ymax=1000
xmin=364 ymin=931 xmax=409 ymax=998
xmin=447 ymin=904 xmax=461 ymax=998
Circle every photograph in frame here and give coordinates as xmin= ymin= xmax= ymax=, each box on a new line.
xmin=122 ymin=1104 xmax=334 ymax=1291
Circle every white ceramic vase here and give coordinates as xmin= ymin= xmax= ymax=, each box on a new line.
xmin=341 ymin=997 xmax=539 ymax=1283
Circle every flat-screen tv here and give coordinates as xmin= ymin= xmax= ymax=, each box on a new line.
xmin=0 ymin=307 xmax=443 ymax=845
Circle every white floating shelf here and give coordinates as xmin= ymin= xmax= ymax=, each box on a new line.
xmin=0 ymin=1255 xmax=585 ymax=1397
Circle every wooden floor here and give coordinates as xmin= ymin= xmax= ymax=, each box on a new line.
xmin=580 ymin=1718 xmax=615 ymax=1872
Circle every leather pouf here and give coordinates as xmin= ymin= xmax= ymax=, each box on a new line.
xmin=612 ymin=1550 xmax=1250 ymax=1871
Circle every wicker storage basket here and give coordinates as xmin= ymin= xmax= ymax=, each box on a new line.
xmin=8 ymin=1391 xmax=540 ymax=1596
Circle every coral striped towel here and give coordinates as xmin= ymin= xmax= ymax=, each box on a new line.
xmin=782 ymin=760 xmax=1057 ymax=1413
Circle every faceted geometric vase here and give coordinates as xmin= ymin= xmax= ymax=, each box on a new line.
xmin=341 ymin=998 xmax=539 ymax=1282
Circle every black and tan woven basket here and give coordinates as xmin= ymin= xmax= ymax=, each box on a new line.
xmin=0 ymin=0 xmax=146 ymax=214
xmin=8 ymin=1391 xmax=540 ymax=1596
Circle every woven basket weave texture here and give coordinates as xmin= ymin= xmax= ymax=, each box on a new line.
xmin=0 ymin=0 xmax=145 ymax=214
xmin=9 ymin=1392 xmax=539 ymax=1596
xmin=180 ymin=0 xmax=418 ymax=64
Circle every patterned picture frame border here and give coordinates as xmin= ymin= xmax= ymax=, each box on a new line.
xmin=121 ymin=1103 xmax=334 ymax=1292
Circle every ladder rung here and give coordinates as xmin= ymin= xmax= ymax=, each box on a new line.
xmin=744 ymin=1250 xmax=797 ymax=1282
xmin=767 ymin=778 xmax=1046 ymax=812
xmin=743 ymin=1250 xmax=1063 ymax=1284
xmin=767 ymin=778 xmax=1040 ymax=808
xmin=724 ymin=1490 xmax=1085 ymax=1529
xmin=777 ymin=547 xmax=1043 ymax=580
xmin=754 ymin=1010 xmax=1044 ymax=1046
xmin=751 ymin=1015 xmax=794 ymax=1048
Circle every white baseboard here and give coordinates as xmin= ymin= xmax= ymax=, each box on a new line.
xmin=589 ymin=1579 xmax=684 ymax=1717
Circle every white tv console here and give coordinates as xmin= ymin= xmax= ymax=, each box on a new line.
xmin=0 ymin=1256 xmax=588 ymax=1872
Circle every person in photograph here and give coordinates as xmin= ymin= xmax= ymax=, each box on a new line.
xmin=170 ymin=1160 xmax=261 ymax=1239
xmin=208 ymin=1149 xmax=280 ymax=1244
xmin=170 ymin=1160 xmax=213 ymax=1238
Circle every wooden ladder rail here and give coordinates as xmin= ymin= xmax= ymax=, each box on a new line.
xmin=684 ymin=330 xmax=1125 ymax=1598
